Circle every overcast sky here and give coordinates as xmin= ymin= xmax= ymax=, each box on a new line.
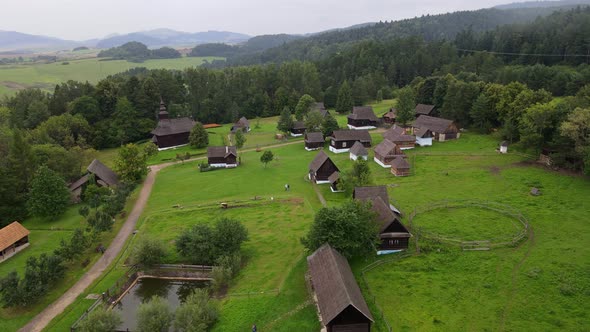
xmin=3 ymin=0 xmax=516 ymax=40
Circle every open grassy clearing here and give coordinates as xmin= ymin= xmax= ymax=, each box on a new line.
xmin=0 ymin=56 xmax=220 ymax=97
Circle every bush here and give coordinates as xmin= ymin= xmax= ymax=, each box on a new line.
xmin=131 ymin=237 xmax=167 ymax=269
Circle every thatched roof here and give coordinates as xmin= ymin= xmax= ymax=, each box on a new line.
xmin=332 ymin=130 xmax=372 ymax=142
xmin=309 ymin=150 xmax=335 ymax=172
xmin=0 ymin=222 xmax=29 ymax=252
xmin=374 ymin=139 xmax=401 ymax=157
xmin=349 ymin=141 xmax=368 ymax=156
xmin=305 ymin=132 xmax=325 ymax=143
xmin=151 ymin=117 xmax=195 ymax=136
xmin=87 ymin=159 xmax=119 ymax=187
xmin=348 ymin=106 xmax=378 ymax=122
xmin=391 ymin=156 xmax=410 ymax=169
xmin=415 ymin=104 xmax=435 ymax=116
xmin=207 ymin=146 xmax=237 ymax=158
xmin=307 ymin=244 xmax=374 ymax=326
xmin=413 ymin=115 xmax=455 ymax=133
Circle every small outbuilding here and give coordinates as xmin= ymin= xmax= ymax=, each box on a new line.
xmin=329 ymin=171 xmax=343 ymax=193
xmin=500 ymin=141 xmax=509 ymax=154
xmin=382 ymin=126 xmax=415 ymax=150
xmin=413 ymin=115 xmax=460 ymax=142
xmin=349 ymin=141 xmax=368 ymax=161
xmin=329 ymin=130 xmax=372 ymax=153
xmin=307 ymin=244 xmax=374 ymax=332
xmin=382 ymin=108 xmax=396 ymax=125
xmin=291 ymin=121 xmax=306 ymax=137
xmin=373 ymin=139 xmax=404 ymax=168
xmin=415 ymin=127 xmax=433 ymax=147
xmin=207 ymin=146 xmax=238 ymax=168
xmin=231 ymin=117 xmax=250 ymax=133
xmin=69 ymin=159 xmax=119 ymax=203
xmin=151 ymin=101 xmax=195 ymax=150
xmin=415 ymin=104 xmax=436 ymax=117
xmin=0 ymin=221 xmax=30 ymax=262
xmin=390 ymin=157 xmax=411 ymax=177
xmin=347 ymin=106 xmax=379 ymax=130
xmin=305 ymin=132 xmax=325 ymax=151
xmin=312 ymin=102 xmax=329 ymax=117
xmin=309 ymin=151 xmax=339 ymax=184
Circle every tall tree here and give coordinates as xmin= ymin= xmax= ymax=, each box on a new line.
xmin=276 ymin=107 xmax=294 ymax=134
xmin=27 ymin=166 xmax=70 ymax=219
xmin=114 ymin=143 xmax=148 ymax=182
xmin=335 ymin=81 xmax=353 ymax=114
xmin=396 ymin=87 xmax=416 ymax=126
xmin=189 ymin=122 xmax=209 ymax=148
xmin=294 ymin=94 xmax=316 ymax=120
xmin=560 ymin=107 xmax=590 ymax=174
xmin=322 ymin=113 xmax=339 ymax=137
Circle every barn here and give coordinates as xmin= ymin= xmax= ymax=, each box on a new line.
xmin=349 ymin=141 xmax=368 ymax=161
xmin=415 ymin=127 xmax=433 ymax=147
xmin=69 ymin=159 xmax=119 ymax=203
xmin=329 ymin=130 xmax=372 ymax=153
xmin=382 ymin=108 xmax=396 ymax=125
xmin=415 ymin=104 xmax=436 ymax=117
xmin=151 ymin=101 xmax=195 ymax=150
xmin=305 ymin=132 xmax=325 ymax=151
xmin=373 ymin=139 xmax=404 ymax=168
xmin=231 ymin=117 xmax=250 ymax=133
xmin=207 ymin=146 xmax=238 ymax=168
xmin=382 ymin=126 xmax=415 ymax=150
xmin=391 ymin=157 xmax=411 ymax=177
xmin=413 ymin=115 xmax=460 ymax=142
xmin=309 ymin=151 xmax=339 ymax=184
xmin=307 ymin=244 xmax=374 ymax=332
xmin=347 ymin=106 xmax=379 ymax=129
xmin=291 ymin=121 xmax=306 ymax=137
xmin=0 ymin=221 xmax=30 ymax=262
xmin=368 ymin=196 xmax=411 ymax=250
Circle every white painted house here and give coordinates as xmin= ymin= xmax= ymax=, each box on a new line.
xmin=349 ymin=141 xmax=368 ymax=161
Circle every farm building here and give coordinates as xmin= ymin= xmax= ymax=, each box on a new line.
xmin=0 ymin=221 xmax=30 ymax=262
xmin=500 ymin=141 xmax=509 ymax=154
xmin=415 ymin=127 xmax=433 ymax=147
xmin=307 ymin=244 xmax=374 ymax=332
xmin=329 ymin=171 xmax=343 ymax=192
xmin=382 ymin=126 xmax=415 ymax=150
xmin=291 ymin=121 xmax=306 ymax=137
xmin=309 ymin=151 xmax=339 ymax=184
xmin=313 ymin=102 xmax=328 ymax=115
xmin=231 ymin=117 xmax=250 ymax=133
xmin=305 ymin=132 xmax=325 ymax=151
xmin=391 ymin=157 xmax=411 ymax=177
xmin=353 ymin=186 xmax=402 ymax=216
xmin=69 ymin=159 xmax=119 ymax=203
xmin=415 ymin=104 xmax=436 ymax=117
xmin=347 ymin=106 xmax=379 ymax=129
xmin=151 ymin=101 xmax=195 ymax=150
xmin=207 ymin=146 xmax=238 ymax=168
xmin=413 ymin=115 xmax=460 ymax=142
xmin=382 ymin=108 xmax=396 ymax=125
xmin=349 ymin=141 xmax=368 ymax=161
xmin=374 ymin=139 xmax=404 ymax=168
xmin=368 ymin=196 xmax=411 ymax=250
xmin=329 ymin=130 xmax=372 ymax=153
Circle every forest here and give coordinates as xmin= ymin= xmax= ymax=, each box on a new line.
xmin=97 ymin=42 xmax=181 ymax=62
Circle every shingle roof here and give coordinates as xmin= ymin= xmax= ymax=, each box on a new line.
xmin=415 ymin=104 xmax=435 ymax=116
xmin=307 ymin=244 xmax=374 ymax=326
xmin=292 ymin=121 xmax=306 ymax=130
xmin=368 ymin=196 xmax=397 ymax=233
xmin=305 ymin=132 xmax=325 ymax=143
xmin=415 ymin=127 xmax=432 ymax=138
xmin=0 ymin=222 xmax=30 ymax=252
xmin=328 ymin=171 xmax=340 ymax=184
xmin=314 ymin=102 xmax=326 ymax=110
xmin=413 ymin=115 xmax=455 ymax=133
xmin=207 ymin=146 xmax=237 ymax=158
xmin=349 ymin=141 xmax=368 ymax=156
xmin=87 ymin=159 xmax=119 ymax=187
xmin=151 ymin=117 xmax=195 ymax=136
xmin=391 ymin=156 xmax=410 ymax=169
xmin=374 ymin=139 xmax=401 ymax=157
xmin=309 ymin=150 xmax=332 ymax=172
xmin=236 ymin=116 xmax=249 ymax=128
xmin=348 ymin=106 xmax=378 ymax=122
xmin=353 ymin=186 xmax=390 ymax=204
xmin=332 ymin=130 xmax=372 ymax=142
xmin=383 ymin=109 xmax=397 ymax=118
xmin=69 ymin=174 xmax=89 ymax=191
xmin=382 ymin=127 xmax=415 ymax=143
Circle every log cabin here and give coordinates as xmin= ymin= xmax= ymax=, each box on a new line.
xmin=151 ymin=101 xmax=195 ymax=150
xmin=309 ymin=151 xmax=339 ymax=184
xmin=0 ymin=222 xmax=30 ymax=262
xmin=69 ymin=159 xmax=119 ymax=203
xmin=291 ymin=121 xmax=306 ymax=137
xmin=413 ymin=115 xmax=460 ymax=142
xmin=349 ymin=141 xmax=368 ymax=161
xmin=307 ymin=244 xmax=374 ymax=332
xmin=415 ymin=104 xmax=436 ymax=117
xmin=368 ymin=196 xmax=411 ymax=250
xmin=329 ymin=130 xmax=372 ymax=153
xmin=390 ymin=156 xmax=411 ymax=177
xmin=207 ymin=146 xmax=238 ymax=168
xmin=382 ymin=108 xmax=396 ymax=125
xmin=305 ymin=132 xmax=325 ymax=151
xmin=353 ymin=186 xmax=402 ymax=217
xmin=347 ymin=106 xmax=379 ymax=129
xmin=382 ymin=126 xmax=415 ymax=150
xmin=414 ymin=127 xmax=433 ymax=147
xmin=231 ymin=117 xmax=250 ymax=133
xmin=373 ymin=139 xmax=404 ymax=168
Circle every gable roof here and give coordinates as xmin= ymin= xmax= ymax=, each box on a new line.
xmin=305 ymin=132 xmax=325 ymax=143
xmin=151 ymin=117 xmax=195 ymax=136
xmin=391 ymin=156 xmax=410 ymax=169
xmin=353 ymin=186 xmax=390 ymax=204
xmin=87 ymin=159 xmax=119 ymax=187
xmin=349 ymin=141 xmax=368 ymax=156
xmin=328 ymin=171 xmax=340 ymax=184
xmin=0 ymin=222 xmax=30 ymax=252
xmin=415 ymin=127 xmax=433 ymax=138
xmin=383 ymin=109 xmax=397 ymax=119
xmin=413 ymin=115 xmax=455 ymax=133
xmin=314 ymin=102 xmax=326 ymax=110
xmin=292 ymin=121 xmax=306 ymax=130
xmin=332 ymin=130 xmax=372 ymax=142
xmin=374 ymin=139 xmax=400 ymax=157
xmin=368 ymin=196 xmax=398 ymax=233
xmin=207 ymin=146 xmax=237 ymax=158
xmin=348 ymin=106 xmax=378 ymax=122
xmin=307 ymin=244 xmax=374 ymax=326
xmin=415 ymin=104 xmax=435 ymax=116
xmin=235 ymin=116 xmax=249 ymax=128
xmin=309 ymin=151 xmax=336 ymax=172
xmin=382 ymin=127 xmax=415 ymax=143
xmin=69 ymin=174 xmax=89 ymax=191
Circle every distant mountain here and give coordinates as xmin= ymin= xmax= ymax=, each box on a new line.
xmin=495 ymin=0 xmax=590 ymax=9
xmin=95 ymin=29 xmax=251 ymax=48
xmin=0 ymin=30 xmax=79 ymax=52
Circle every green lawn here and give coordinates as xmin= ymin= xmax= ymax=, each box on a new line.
xmin=0 ymin=56 xmax=221 ymax=97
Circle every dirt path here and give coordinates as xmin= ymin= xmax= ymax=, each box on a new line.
xmin=311 ymin=182 xmax=328 ymax=207
xmin=21 ymin=139 xmax=303 ymax=332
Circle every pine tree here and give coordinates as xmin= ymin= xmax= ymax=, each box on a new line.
xmin=396 ymin=87 xmax=416 ymax=126
xmin=336 ymin=81 xmax=354 ymax=114
xmin=322 ymin=113 xmax=339 ymax=137
xmin=189 ymin=122 xmax=209 ymax=148
xmin=276 ymin=107 xmax=294 ymax=134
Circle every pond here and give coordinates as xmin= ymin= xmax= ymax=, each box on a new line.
xmin=113 ymin=278 xmax=209 ymax=331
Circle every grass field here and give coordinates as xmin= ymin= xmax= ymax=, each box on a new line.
xmin=0 ymin=56 xmax=221 ymax=97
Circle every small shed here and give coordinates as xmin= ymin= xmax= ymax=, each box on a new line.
xmin=309 ymin=151 xmax=339 ymax=184
xmin=0 ymin=221 xmax=30 ymax=261
xmin=231 ymin=117 xmax=250 ymax=133
xmin=307 ymin=244 xmax=374 ymax=332
xmin=415 ymin=127 xmax=433 ymax=147
xmin=329 ymin=171 xmax=343 ymax=192
xmin=373 ymin=139 xmax=404 ymax=168
xmin=349 ymin=141 xmax=368 ymax=161
xmin=347 ymin=106 xmax=379 ymax=129
xmin=305 ymin=132 xmax=325 ymax=151
xmin=291 ymin=121 xmax=306 ymax=137
xmin=391 ymin=157 xmax=411 ymax=177
xmin=207 ymin=146 xmax=238 ymax=168
xmin=382 ymin=108 xmax=396 ymax=125
xmin=500 ymin=141 xmax=508 ymax=154
xmin=312 ymin=102 xmax=329 ymax=117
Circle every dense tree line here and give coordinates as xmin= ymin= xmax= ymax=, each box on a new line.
xmin=97 ymin=42 xmax=181 ymax=62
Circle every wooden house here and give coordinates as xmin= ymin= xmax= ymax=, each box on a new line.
xmin=313 ymin=102 xmax=328 ymax=115
xmin=329 ymin=130 xmax=372 ymax=153
xmin=347 ymin=106 xmax=379 ymax=129
xmin=151 ymin=101 xmax=195 ymax=150
xmin=382 ymin=108 xmax=396 ymax=125
xmin=373 ymin=139 xmax=404 ymax=168
xmin=0 ymin=222 xmax=30 ymax=262
xmin=309 ymin=151 xmax=339 ymax=184
xmin=231 ymin=117 xmax=250 ymax=133
xmin=415 ymin=104 xmax=436 ymax=117
xmin=329 ymin=171 xmax=343 ymax=193
xmin=349 ymin=141 xmax=368 ymax=161
xmin=415 ymin=127 xmax=433 ymax=147
xmin=307 ymin=244 xmax=374 ymax=332
xmin=305 ymin=132 xmax=325 ymax=151
xmin=207 ymin=146 xmax=238 ymax=168
xmin=368 ymin=197 xmax=411 ymax=250
xmin=69 ymin=159 xmax=119 ymax=203
xmin=390 ymin=157 xmax=411 ymax=177
xmin=291 ymin=121 xmax=306 ymax=137
xmin=382 ymin=126 xmax=415 ymax=150
xmin=413 ymin=115 xmax=460 ymax=142
xmin=500 ymin=141 xmax=509 ymax=154
xmin=353 ymin=186 xmax=402 ymax=216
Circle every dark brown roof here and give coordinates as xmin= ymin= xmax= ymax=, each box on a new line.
xmin=332 ymin=130 xmax=372 ymax=142
xmin=328 ymin=171 xmax=340 ymax=184
xmin=374 ymin=139 xmax=401 ymax=157
xmin=391 ymin=156 xmax=410 ymax=169
xmin=314 ymin=102 xmax=326 ymax=110
xmin=368 ymin=197 xmax=397 ymax=233
xmin=415 ymin=127 xmax=432 ymax=138
xmin=307 ymin=244 xmax=374 ymax=326
xmin=348 ymin=106 xmax=378 ymax=122
xmin=207 ymin=146 xmax=238 ymax=158
xmin=87 ymin=159 xmax=119 ymax=186
xmin=383 ymin=127 xmax=415 ymax=143
xmin=151 ymin=117 xmax=195 ymax=136
xmin=236 ymin=116 xmax=249 ymax=128
xmin=349 ymin=141 xmax=368 ymax=156
xmin=415 ymin=104 xmax=435 ymax=116
xmin=353 ymin=186 xmax=390 ymax=204
xmin=383 ymin=109 xmax=396 ymax=119
xmin=292 ymin=121 xmax=306 ymax=130
xmin=309 ymin=150 xmax=334 ymax=172
xmin=0 ymin=221 xmax=30 ymax=252
xmin=305 ymin=132 xmax=325 ymax=143
xmin=413 ymin=115 xmax=455 ymax=133
xmin=69 ymin=174 xmax=89 ymax=191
